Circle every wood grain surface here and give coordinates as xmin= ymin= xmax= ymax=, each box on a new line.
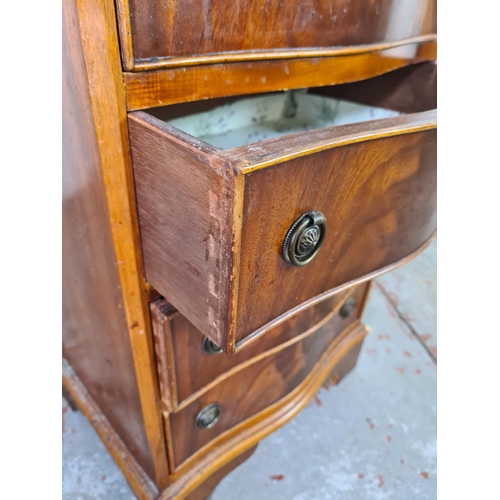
xmin=128 ymin=112 xmax=241 ymax=352
xmin=115 ymin=0 xmax=436 ymax=70
xmin=166 ymin=316 xmax=366 ymax=468
xmin=234 ymin=129 xmax=437 ymax=340
xmin=151 ymin=284 xmax=368 ymax=408
xmin=130 ymin=66 xmax=436 ymax=351
xmin=63 ymin=0 xmax=169 ymax=489
xmin=64 ymin=0 xmax=437 ymax=498
xmin=125 ymin=41 xmax=437 ymax=109
xmin=160 ymin=322 xmax=368 ymax=498
xmin=62 ymin=0 xmax=158 ymax=482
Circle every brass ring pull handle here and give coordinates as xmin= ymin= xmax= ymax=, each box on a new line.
xmin=282 ymin=211 xmax=326 ymax=267
xmin=339 ymin=297 xmax=356 ymax=318
xmin=202 ymin=337 xmax=222 ymax=355
xmin=195 ymin=403 xmax=221 ymax=429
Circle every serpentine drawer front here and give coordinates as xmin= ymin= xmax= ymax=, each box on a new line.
xmin=129 ymin=63 xmax=437 ymax=353
xmin=115 ymin=0 xmax=436 ymax=70
xmin=150 ymin=283 xmax=370 ymax=410
xmin=163 ymin=318 xmax=368 ymax=470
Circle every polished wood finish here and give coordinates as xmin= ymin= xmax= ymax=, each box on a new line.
xmin=151 ymin=284 xmax=368 ymax=408
xmin=164 ymin=321 xmax=368 ymax=481
xmin=124 ymin=40 xmax=437 ymax=110
xmin=234 ymin=130 xmax=436 ymax=340
xmin=64 ymin=0 xmax=436 ymax=497
xmin=129 ymin=66 xmax=437 ymax=352
xmin=62 ymin=0 xmax=163 ymax=483
xmin=63 ymin=0 xmax=173 ymax=489
xmin=166 ymin=313 xmax=366 ymax=468
xmin=115 ymin=0 xmax=436 ymax=70
xmin=159 ymin=322 xmax=368 ymax=499
xmin=64 ymin=316 xmax=368 ymax=499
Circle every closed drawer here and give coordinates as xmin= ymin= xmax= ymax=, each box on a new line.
xmin=116 ymin=0 xmax=436 ymax=70
xmin=151 ymin=283 xmax=370 ymax=410
xmin=164 ymin=317 xmax=368 ymax=470
xmin=130 ymin=63 xmax=437 ymax=353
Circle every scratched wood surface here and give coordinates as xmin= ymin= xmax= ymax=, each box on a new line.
xmin=63 ymin=241 xmax=437 ymax=499
xmin=116 ymin=0 xmax=436 ymax=70
xmin=128 ymin=111 xmax=239 ymax=352
xmin=62 ymin=0 xmax=157 ymax=483
xmin=124 ymin=42 xmax=437 ymax=109
xmin=63 ymin=0 xmax=172 ymax=490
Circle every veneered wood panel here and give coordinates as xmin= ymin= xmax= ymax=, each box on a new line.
xmin=62 ymin=0 xmax=156 ymax=481
xmin=152 ymin=283 xmax=368 ymax=407
xmin=235 ymin=130 xmax=437 ymax=340
xmin=167 ymin=316 xmax=364 ymax=468
xmin=117 ymin=0 xmax=436 ymax=69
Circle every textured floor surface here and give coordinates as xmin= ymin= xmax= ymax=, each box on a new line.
xmin=62 ymin=240 xmax=437 ymax=499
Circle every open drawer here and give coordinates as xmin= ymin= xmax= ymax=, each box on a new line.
xmin=129 ymin=62 xmax=437 ymax=353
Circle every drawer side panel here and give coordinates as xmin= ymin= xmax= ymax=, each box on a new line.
xmin=128 ymin=113 xmax=237 ymax=350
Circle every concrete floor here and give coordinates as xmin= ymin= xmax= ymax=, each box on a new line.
xmin=62 ymin=240 xmax=437 ymax=499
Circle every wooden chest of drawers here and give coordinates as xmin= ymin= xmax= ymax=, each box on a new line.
xmin=130 ymin=65 xmax=436 ymax=352
xmin=62 ymin=0 xmax=437 ymax=498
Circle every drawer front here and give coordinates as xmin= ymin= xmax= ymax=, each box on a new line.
xmin=151 ymin=283 xmax=369 ymax=408
xmin=129 ymin=64 xmax=437 ymax=353
xmin=116 ymin=0 xmax=436 ymax=70
xmin=234 ymin=130 xmax=436 ymax=340
xmin=165 ymin=318 xmax=368 ymax=469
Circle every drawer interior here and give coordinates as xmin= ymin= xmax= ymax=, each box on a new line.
xmin=163 ymin=92 xmax=400 ymax=150
xmin=148 ymin=62 xmax=436 ymax=151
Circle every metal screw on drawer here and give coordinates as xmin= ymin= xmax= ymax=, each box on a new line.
xmin=195 ymin=403 xmax=221 ymax=429
xmin=202 ymin=337 xmax=222 ymax=355
xmin=339 ymin=297 xmax=356 ymax=318
xmin=282 ymin=210 xmax=326 ymax=267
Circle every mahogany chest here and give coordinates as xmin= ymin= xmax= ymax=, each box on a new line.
xmin=62 ymin=1 xmax=437 ymax=498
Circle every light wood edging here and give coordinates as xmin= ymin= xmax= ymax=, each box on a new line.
xmin=358 ymin=281 xmax=373 ymax=319
xmin=163 ymin=318 xmax=178 ymax=411
xmin=131 ymin=109 xmax=436 ymax=177
xmin=63 ymin=359 xmax=159 ymax=500
xmin=160 ymin=322 xmax=368 ymax=498
xmin=173 ymin=288 xmax=353 ymax=411
xmin=226 ymin=112 xmax=437 ymax=174
xmin=124 ymin=40 xmax=437 ymax=109
xmin=74 ymin=0 xmax=170 ymax=488
xmin=114 ymin=0 xmax=134 ymax=70
xmin=131 ymin=35 xmax=437 ymax=71
xmin=237 ymin=231 xmax=436 ymax=351
xmin=225 ymin=173 xmax=246 ymax=354
xmin=150 ymin=305 xmax=178 ymax=412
